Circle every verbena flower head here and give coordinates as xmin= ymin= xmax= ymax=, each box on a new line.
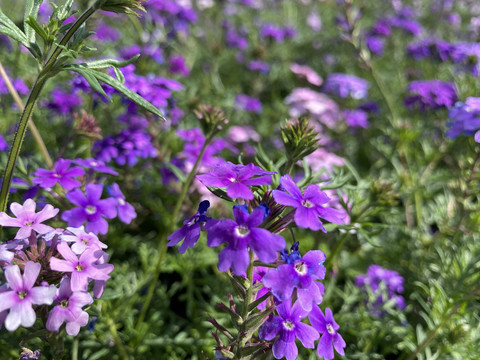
xmin=446 ymin=97 xmax=480 ymax=142
xmin=262 ymin=249 xmax=326 ymax=311
xmin=259 ymin=300 xmax=319 ymax=360
xmin=167 ymin=200 xmax=211 ymax=253
xmin=197 ymin=162 xmax=275 ymax=200
xmin=235 ymin=94 xmax=263 ymax=113
xmin=0 ymin=199 xmax=59 ymax=239
xmin=62 ymin=184 xmax=117 ymax=235
xmin=107 ymin=183 xmax=137 ymax=224
xmin=323 ymin=73 xmax=370 ymax=100
xmin=33 ymin=159 xmax=85 ymax=191
xmin=273 ymin=175 xmax=345 ymax=232
xmin=207 ymin=205 xmax=285 ymax=276
xmin=405 ymin=80 xmax=458 ymax=110
xmin=343 ymin=109 xmax=369 ymax=128
xmin=309 ymin=306 xmax=346 ymax=360
xmin=62 ymin=226 xmax=108 ymax=255
xmin=0 ymin=261 xmax=56 ymax=331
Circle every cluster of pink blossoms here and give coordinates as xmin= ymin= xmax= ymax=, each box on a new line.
xmin=0 ymin=199 xmax=113 ymax=335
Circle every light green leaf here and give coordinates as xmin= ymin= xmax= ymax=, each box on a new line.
xmin=83 ymin=55 xmax=140 ymax=70
xmin=24 ymin=0 xmax=43 ymax=44
xmin=25 ymin=16 xmax=48 ymax=41
xmin=0 ymin=9 xmax=29 ymax=47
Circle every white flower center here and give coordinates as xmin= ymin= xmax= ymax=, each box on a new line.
xmin=118 ymin=198 xmax=125 ymax=206
xmin=85 ymin=205 xmax=97 ymax=215
xmin=283 ymin=320 xmax=295 ymax=330
xmin=60 ymin=299 xmax=70 ymax=308
xmin=229 ymin=177 xmax=237 ymax=183
xmin=294 ymin=261 xmax=308 ymax=275
xmin=90 ymin=161 xmax=98 ymax=167
xmin=235 ymin=225 xmax=250 ymax=237
xmin=301 ymin=200 xmax=314 ymax=208
xmin=17 ymin=290 xmax=27 ymax=300
xmin=327 ymin=323 xmax=335 ymax=335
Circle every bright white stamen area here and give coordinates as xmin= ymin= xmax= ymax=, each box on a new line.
xmin=294 ymin=261 xmax=308 ymax=275
xmin=283 ymin=320 xmax=295 ymax=330
xmin=90 ymin=161 xmax=98 ymax=167
xmin=118 ymin=198 xmax=126 ymax=206
xmin=235 ymin=225 xmax=250 ymax=237
xmin=327 ymin=323 xmax=335 ymax=335
xmin=229 ymin=177 xmax=237 ymax=183
xmin=17 ymin=290 xmax=27 ymax=300
xmin=301 ymin=199 xmax=314 ymax=208
xmin=85 ymin=205 xmax=97 ymax=215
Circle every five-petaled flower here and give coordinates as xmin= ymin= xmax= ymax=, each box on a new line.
xmin=32 ymin=158 xmax=85 ymax=191
xmin=309 ymin=306 xmax=346 ymax=360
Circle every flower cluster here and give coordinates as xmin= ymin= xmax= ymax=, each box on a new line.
xmin=405 ymin=80 xmax=457 ymax=110
xmin=446 ymin=97 xmax=480 ymax=143
xmin=0 ymin=199 xmax=113 ymax=335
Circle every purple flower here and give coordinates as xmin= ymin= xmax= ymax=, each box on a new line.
xmin=46 ymin=277 xmax=93 ymax=335
xmin=50 ymin=242 xmax=113 ymax=291
xmin=309 ymin=306 xmax=346 ymax=360
xmin=169 ymin=55 xmax=190 ymax=76
xmin=107 ymin=183 xmax=137 ymax=224
xmin=323 ymin=73 xmax=370 ymax=100
xmin=0 ymin=134 xmax=8 ymax=152
xmin=290 ymin=64 xmax=323 ymax=86
xmin=0 ymin=199 xmax=59 ymax=239
xmin=247 ymin=60 xmax=270 ymax=74
xmin=446 ymin=97 xmax=480 ymax=142
xmin=197 ymin=162 xmax=274 ymax=200
xmin=262 ymin=250 xmax=326 ymax=311
xmin=259 ymin=300 xmax=319 ymax=360
xmin=405 ymin=80 xmax=457 ymax=110
xmin=33 ymin=158 xmax=85 ymax=191
xmin=44 ymin=88 xmax=82 ymax=115
xmin=62 ymin=184 xmax=117 ymax=234
xmin=235 ymin=94 xmax=262 ymax=113
xmin=272 ymin=175 xmax=345 ymax=232
xmin=73 ymin=158 xmax=118 ymax=175
xmin=0 ymin=261 xmax=56 ymax=331
xmin=167 ymin=200 xmax=211 ymax=253
xmin=62 ymin=226 xmax=108 ymax=255
xmin=343 ymin=109 xmax=369 ymax=128
xmin=207 ymin=205 xmax=285 ymax=276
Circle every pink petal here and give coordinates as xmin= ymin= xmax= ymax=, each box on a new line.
xmin=29 ymin=286 xmax=56 ymax=305
xmin=35 ymin=204 xmax=60 ymax=223
xmin=57 ymin=242 xmax=79 ymax=264
xmin=50 ymin=258 xmax=74 ymax=273
xmin=4 ymin=265 xmax=23 ymax=291
xmin=0 ymin=291 xmax=18 ymax=312
xmin=22 ymin=261 xmax=41 ymax=290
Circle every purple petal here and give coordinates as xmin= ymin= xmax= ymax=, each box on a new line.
xmin=317 ymin=333 xmax=335 ymax=360
xmin=86 ymin=217 xmax=109 ymax=234
xmin=226 ymin=182 xmax=254 ymax=200
xmin=22 ymin=261 xmax=41 ymax=290
xmin=246 ymin=206 xmax=267 ymax=228
xmin=70 ymin=271 xmax=88 ymax=292
xmin=304 ymin=185 xmax=330 ymax=205
xmin=50 ymin=258 xmax=74 ymax=272
xmin=57 ymin=242 xmax=79 ymax=264
xmin=46 ymin=306 xmax=66 ymax=332
xmin=242 ymin=174 xmax=273 ymax=186
xmin=178 ymin=224 xmax=201 ymax=254
xmin=316 ymin=207 xmax=346 ymax=225
xmin=196 ymin=173 xmax=230 ymax=187
xmin=62 ymin=208 xmax=87 ymax=227
xmin=29 ymin=286 xmax=56 ymax=305
xmin=66 ymin=189 xmax=87 ymax=207
xmin=294 ymin=207 xmax=324 ymax=231
xmin=85 ymin=184 xmax=104 ymax=202
xmin=4 ymin=265 xmax=23 ymax=291
xmin=66 ymin=311 xmax=89 ymax=336
xmin=167 ymin=227 xmax=187 ymax=247
xmin=272 ymin=190 xmax=300 ymax=207
xmin=280 ymin=175 xmax=303 ymax=200
xmin=249 ymin=229 xmax=284 ymax=263
xmin=295 ymin=322 xmax=319 ymax=348
xmin=262 ymin=265 xmax=296 ymax=301
xmin=218 ymin=247 xmax=249 ymax=276
xmin=0 ymin=291 xmax=18 ymax=313
xmin=273 ymin=339 xmax=298 ymax=360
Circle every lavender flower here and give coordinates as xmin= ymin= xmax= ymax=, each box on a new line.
xmin=446 ymin=97 xmax=480 ymax=142
xmin=290 ymin=64 xmax=323 ymax=86
xmin=62 ymin=184 xmax=117 ymax=235
xmin=73 ymin=158 xmax=118 ymax=175
xmin=405 ymin=80 xmax=457 ymax=110
xmin=0 ymin=199 xmax=59 ymax=239
xmin=107 ymin=183 xmax=137 ymax=224
xmin=323 ymin=73 xmax=370 ymax=100
xmin=62 ymin=226 xmax=108 ymax=255
xmin=44 ymin=88 xmax=83 ymax=115
xmin=309 ymin=306 xmax=346 ymax=360
xmin=272 ymin=175 xmax=345 ymax=232
xmin=259 ymin=300 xmax=319 ymax=360
xmin=343 ymin=109 xmax=369 ymax=128
xmin=262 ymin=250 xmax=326 ymax=311
xmin=197 ymin=162 xmax=274 ymax=200
xmin=0 ymin=261 xmax=56 ymax=331
xmin=169 ymin=55 xmax=190 ymax=76
xmin=207 ymin=205 xmax=285 ymax=276
xmin=167 ymin=200 xmax=210 ymax=253
xmin=235 ymin=94 xmax=262 ymax=113
xmin=32 ymin=159 xmax=85 ymax=191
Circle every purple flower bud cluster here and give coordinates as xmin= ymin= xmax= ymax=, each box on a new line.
xmin=0 ymin=199 xmax=113 ymax=335
xmin=355 ymin=265 xmax=405 ymax=315
xmin=446 ymin=97 xmax=480 ymax=143
xmin=144 ymin=0 xmax=197 ymax=38
xmin=405 ymin=80 xmax=458 ymax=110
xmin=168 ymin=162 xmax=348 ymax=359
xmin=260 ymin=23 xmax=297 ymax=43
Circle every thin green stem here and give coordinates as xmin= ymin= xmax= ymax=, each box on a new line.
xmin=325 ymin=232 xmax=349 ymax=270
xmin=72 ymin=338 xmax=78 ymax=360
xmin=107 ymin=317 xmax=131 ymax=360
xmin=135 ymin=136 xmax=213 ymax=333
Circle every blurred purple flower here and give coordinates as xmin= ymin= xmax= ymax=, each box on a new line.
xmin=446 ymin=97 xmax=480 ymax=142
xmin=405 ymin=80 xmax=457 ymax=110
xmin=247 ymin=60 xmax=270 ymax=74
xmin=290 ymin=64 xmax=322 ymax=86
xmin=309 ymin=306 xmax=346 ymax=360
xmin=107 ymin=183 xmax=137 ymax=224
xmin=169 ymin=55 xmax=190 ymax=76
xmin=343 ymin=109 xmax=369 ymax=128
xmin=44 ymin=88 xmax=83 ymax=115
xmin=235 ymin=94 xmax=262 ymax=113
xmin=323 ymin=73 xmax=370 ymax=100
xmin=72 ymin=158 xmax=118 ymax=175
xmin=33 ymin=158 xmax=85 ymax=191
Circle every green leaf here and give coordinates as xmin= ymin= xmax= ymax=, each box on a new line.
xmin=69 ymin=67 xmax=110 ymax=99
xmin=24 ymin=0 xmax=43 ymax=44
xmin=83 ymin=55 xmax=140 ymax=70
xmin=0 ymin=9 xmax=29 ymax=47
xmin=57 ymin=0 xmax=75 ymax=21
xmin=25 ymin=16 xmax=48 ymax=41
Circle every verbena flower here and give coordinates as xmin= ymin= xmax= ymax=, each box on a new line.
xmin=262 ymin=250 xmax=326 ymax=311
xmin=107 ymin=183 xmax=137 ymax=224
xmin=405 ymin=80 xmax=457 ymax=110
xmin=169 ymin=55 xmax=190 ymax=76
xmin=62 ymin=184 xmax=117 ymax=235
xmin=33 ymin=158 xmax=85 ymax=191
xmin=207 ymin=205 xmax=285 ymax=276
xmin=342 ymin=109 xmax=369 ymax=128
xmin=323 ymin=73 xmax=370 ymax=100
xmin=0 ymin=261 xmax=56 ymax=331
xmin=197 ymin=162 xmax=274 ymax=200
xmin=446 ymin=97 xmax=480 ymax=142
xmin=290 ymin=64 xmax=323 ymax=86
xmin=235 ymin=94 xmax=263 ymax=113
xmin=46 ymin=277 xmax=93 ymax=336
xmin=73 ymin=158 xmax=118 ymax=175
xmin=0 ymin=199 xmax=59 ymax=239
xmin=259 ymin=300 xmax=319 ymax=360
xmin=62 ymin=226 xmax=108 ymax=255
xmin=309 ymin=306 xmax=346 ymax=360
xmin=272 ymin=175 xmax=345 ymax=232
xmin=167 ymin=200 xmax=211 ymax=253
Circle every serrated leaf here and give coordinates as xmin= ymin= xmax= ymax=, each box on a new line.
xmin=57 ymin=0 xmax=75 ymax=21
xmin=24 ymin=0 xmax=43 ymax=44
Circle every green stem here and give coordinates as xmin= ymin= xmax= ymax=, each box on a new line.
xmin=107 ymin=317 xmax=131 ymax=360
xmin=236 ymin=250 xmax=255 ymax=357
xmin=135 ymin=136 xmax=213 ymax=332
xmin=72 ymin=338 xmax=78 ymax=360
xmin=324 ymin=232 xmax=349 ymax=270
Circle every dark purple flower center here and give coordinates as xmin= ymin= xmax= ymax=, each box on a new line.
xmin=283 ymin=320 xmax=295 ymax=330
xmin=60 ymin=299 xmax=70 ymax=308
xmin=326 ymin=323 xmax=335 ymax=335
xmin=75 ymin=263 xmax=85 ymax=271
xmin=85 ymin=205 xmax=97 ymax=215
xmin=235 ymin=225 xmax=250 ymax=237
xmin=301 ymin=199 xmax=314 ymax=208
xmin=294 ymin=261 xmax=308 ymax=275
xmin=17 ymin=290 xmax=27 ymax=300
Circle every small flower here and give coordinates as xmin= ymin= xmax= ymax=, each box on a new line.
xmin=273 ymin=175 xmax=345 ymax=232
xmin=0 ymin=199 xmax=59 ymax=239
xmin=259 ymin=300 xmax=319 ymax=360
xmin=33 ymin=159 xmax=85 ymax=191
xmin=446 ymin=97 xmax=480 ymax=142
xmin=62 ymin=226 xmax=107 ymax=255
xmin=405 ymin=80 xmax=458 ymax=110
xmin=207 ymin=205 xmax=285 ymax=276
xmin=323 ymin=73 xmax=370 ymax=100
xmin=309 ymin=307 xmax=346 ymax=360
xmin=107 ymin=183 xmax=137 ymax=224
xmin=62 ymin=184 xmax=117 ymax=235
xmin=290 ymin=64 xmax=323 ymax=86
xmin=50 ymin=242 xmax=113 ymax=292
xmin=235 ymin=94 xmax=263 ymax=113
xmin=0 ymin=261 xmax=56 ymax=331
xmin=167 ymin=200 xmax=211 ymax=253
xmin=197 ymin=162 xmax=274 ymax=200
xmin=262 ymin=250 xmax=326 ymax=311
xmin=73 ymin=158 xmax=118 ymax=175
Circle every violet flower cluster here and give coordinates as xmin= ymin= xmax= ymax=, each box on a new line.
xmin=0 ymin=199 xmax=113 ymax=335
xmin=168 ymin=162 xmax=347 ymax=359
xmin=446 ymin=97 xmax=480 ymax=143
xmin=405 ymin=80 xmax=458 ymax=110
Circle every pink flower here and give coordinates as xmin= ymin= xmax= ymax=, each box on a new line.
xmin=0 ymin=261 xmax=56 ymax=331
xmin=290 ymin=64 xmax=323 ymax=86
xmin=61 ymin=226 xmax=107 ymax=255
xmin=0 ymin=199 xmax=59 ymax=239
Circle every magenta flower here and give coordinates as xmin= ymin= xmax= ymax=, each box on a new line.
xmin=0 ymin=261 xmax=56 ymax=331
xmin=309 ymin=306 xmax=346 ymax=360
xmin=107 ymin=183 xmax=137 ymax=224
xmin=72 ymin=158 xmax=118 ymax=175
xmin=259 ymin=300 xmax=319 ymax=360
xmin=33 ymin=158 xmax=85 ymax=191
xmin=273 ymin=175 xmax=345 ymax=232
xmin=50 ymin=242 xmax=113 ymax=291
xmin=262 ymin=250 xmax=326 ymax=311
xmin=207 ymin=205 xmax=285 ymax=276
xmin=62 ymin=184 xmax=117 ymax=234
xmin=62 ymin=226 xmax=107 ymax=255
xmin=197 ymin=162 xmax=275 ymax=200
xmin=46 ymin=277 xmax=93 ymax=335
xmin=0 ymin=199 xmax=59 ymax=239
